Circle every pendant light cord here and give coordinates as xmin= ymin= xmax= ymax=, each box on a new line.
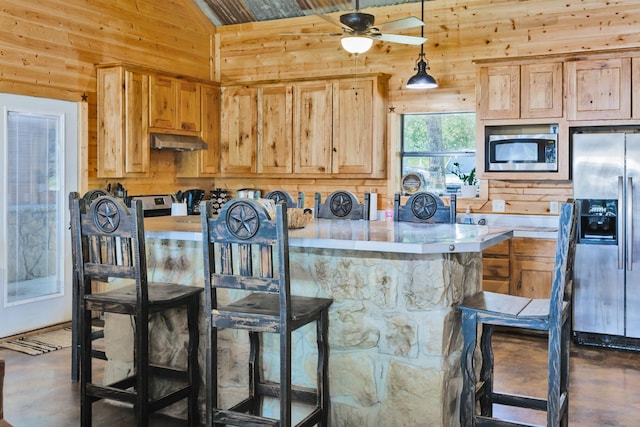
xmin=420 ymin=0 xmax=425 ymax=57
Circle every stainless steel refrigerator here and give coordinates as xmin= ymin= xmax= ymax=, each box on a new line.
xmin=573 ymin=131 xmax=640 ymax=349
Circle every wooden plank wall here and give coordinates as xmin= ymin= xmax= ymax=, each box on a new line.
xmin=214 ymin=0 xmax=640 ymax=214
xmin=0 ymin=0 xmax=215 ymax=194
xmin=0 ymin=0 xmax=639 ymax=214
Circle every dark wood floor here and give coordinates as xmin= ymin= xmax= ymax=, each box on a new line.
xmin=2 ymin=331 xmax=640 ymax=426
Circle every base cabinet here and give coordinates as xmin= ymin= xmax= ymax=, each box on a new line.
xmin=510 ymin=237 xmax=556 ymax=298
xmin=482 ymin=239 xmax=510 ymax=294
xmin=482 ymin=237 xmax=556 ymax=298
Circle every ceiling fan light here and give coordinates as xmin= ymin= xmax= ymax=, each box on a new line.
xmin=340 ymin=36 xmax=373 ymax=54
xmin=407 ymin=54 xmax=438 ymax=89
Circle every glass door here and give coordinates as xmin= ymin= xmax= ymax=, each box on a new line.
xmin=0 ymin=94 xmax=78 ymax=338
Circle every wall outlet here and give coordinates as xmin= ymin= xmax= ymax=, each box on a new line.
xmin=492 ymin=199 xmax=506 ymax=212
xmin=550 ymin=201 xmax=559 ymax=214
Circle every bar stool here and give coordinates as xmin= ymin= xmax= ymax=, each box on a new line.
xmin=69 ymin=192 xmax=203 ymax=427
xmin=201 ymin=198 xmax=333 ymax=427
xmin=0 ymin=359 xmax=13 ymax=427
xmin=265 ymin=190 xmax=304 ymax=208
xmin=314 ymin=190 xmax=370 ymax=220
xmin=456 ymin=201 xmax=577 ymax=427
xmin=71 ymin=189 xmax=110 ymax=382
xmin=393 ymin=191 xmax=457 ymax=223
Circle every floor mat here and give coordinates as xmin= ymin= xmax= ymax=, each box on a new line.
xmin=0 ymin=327 xmax=72 ymax=355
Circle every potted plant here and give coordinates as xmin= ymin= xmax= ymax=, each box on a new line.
xmin=452 ymin=162 xmax=478 ymax=198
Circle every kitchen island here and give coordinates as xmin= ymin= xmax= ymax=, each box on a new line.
xmin=103 ymin=217 xmax=511 ymax=427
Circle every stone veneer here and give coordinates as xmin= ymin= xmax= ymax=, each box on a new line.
xmin=104 ymin=237 xmax=481 ymax=427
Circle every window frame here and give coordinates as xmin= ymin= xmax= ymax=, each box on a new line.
xmin=400 ymin=112 xmax=477 ymax=197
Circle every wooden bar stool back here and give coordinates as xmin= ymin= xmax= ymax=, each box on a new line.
xmin=393 ymin=191 xmax=457 ymax=223
xmin=265 ymin=190 xmax=304 ymax=208
xmin=201 ymin=198 xmax=333 ymax=427
xmin=71 ymin=189 xmax=111 ymax=382
xmin=69 ymin=192 xmax=203 ymax=427
xmin=314 ymin=191 xmax=370 ymax=220
xmin=456 ymin=201 xmax=577 ymax=427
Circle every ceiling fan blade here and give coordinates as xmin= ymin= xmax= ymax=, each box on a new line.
xmin=370 ymin=33 xmax=427 ymax=45
xmin=374 ymin=16 xmax=424 ymax=32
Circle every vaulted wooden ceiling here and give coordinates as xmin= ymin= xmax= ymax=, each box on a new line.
xmin=193 ymin=0 xmax=422 ymax=26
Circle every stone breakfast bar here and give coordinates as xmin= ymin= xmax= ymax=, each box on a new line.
xmin=102 ymin=216 xmax=511 ymax=427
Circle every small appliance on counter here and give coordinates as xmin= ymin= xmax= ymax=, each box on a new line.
xmin=129 ymin=194 xmax=173 ymax=217
xmin=184 ymin=189 xmax=206 ymax=215
xmin=210 ymin=188 xmax=229 ymax=215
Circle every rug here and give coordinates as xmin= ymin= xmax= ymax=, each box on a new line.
xmin=0 ymin=327 xmax=72 ymax=356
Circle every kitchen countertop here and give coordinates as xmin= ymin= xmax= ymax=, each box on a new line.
xmin=144 ymin=216 xmax=514 ymax=254
xmin=458 ymin=213 xmax=559 ymax=239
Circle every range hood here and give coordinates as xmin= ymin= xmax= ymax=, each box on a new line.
xmin=150 ymin=133 xmax=207 ymax=151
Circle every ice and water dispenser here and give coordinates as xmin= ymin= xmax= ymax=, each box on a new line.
xmin=577 ymin=199 xmax=617 ymax=244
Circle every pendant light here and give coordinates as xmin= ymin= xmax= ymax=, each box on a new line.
xmin=406 ymin=0 xmax=437 ymax=89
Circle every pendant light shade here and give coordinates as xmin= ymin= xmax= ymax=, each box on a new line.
xmin=406 ymin=0 xmax=437 ymax=90
xmin=341 ymin=36 xmax=373 ymax=54
xmin=407 ymin=52 xmax=438 ymax=89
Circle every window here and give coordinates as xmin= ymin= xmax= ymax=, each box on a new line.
xmin=401 ymin=112 xmax=476 ymax=196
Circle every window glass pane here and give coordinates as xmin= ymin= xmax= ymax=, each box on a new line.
xmin=6 ymin=111 xmax=61 ymax=303
xmin=401 ymin=112 xmax=476 ymax=195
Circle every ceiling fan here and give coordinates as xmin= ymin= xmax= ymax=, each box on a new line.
xmin=282 ymin=0 xmax=427 ymax=54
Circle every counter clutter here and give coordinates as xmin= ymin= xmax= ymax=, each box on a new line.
xmin=103 ymin=217 xmax=512 ymax=426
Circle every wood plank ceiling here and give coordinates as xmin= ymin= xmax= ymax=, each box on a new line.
xmin=193 ymin=0 xmax=422 ymax=26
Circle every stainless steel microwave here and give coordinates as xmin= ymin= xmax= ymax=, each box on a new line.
xmin=487 ymin=133 xmax=558 ymax=172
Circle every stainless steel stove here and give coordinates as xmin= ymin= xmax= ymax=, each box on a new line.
xmin=129 ymin=194 xmax=173 ymax=217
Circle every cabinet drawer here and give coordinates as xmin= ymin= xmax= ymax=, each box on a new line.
xmin=483 ymin=258 xmax=510 ymax=278
xmin=483 ymin=239 xmax=510 ymax=256
xmin=483 ymin=279 xmax=510 ymax=294
xmin=512 ymin=238 xmax=555 ymax=257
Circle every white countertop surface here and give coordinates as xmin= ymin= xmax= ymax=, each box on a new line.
xmin=144 ymin=217 xmax=513 ymax=255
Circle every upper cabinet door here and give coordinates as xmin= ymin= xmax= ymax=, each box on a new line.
xmin=332 ymin=79 xmax=374 ymax=174
xmin=221 ymin=86 xmax=258 ymax=175
xmin=124 ymin=71 xmax=150 ymax=174
xmin=198 ymin=84 xmax=221 ymax=174
xmin=293 ymin=82 xmax=333 ymax=174
xmin=521 ymin=62 xmax=563 ymax=118
xmin=566 ymin=58 xmax=631 ymax=120
xmin=149 ymin=75 xmax=176 ymax=129
xmin=477 ymin=65 xmax=520 ymax=119
xmin=258 ymin=85 xmax=293 ymax=174
xmin=177 ymin=81 xmax=201 ymax=132
xmin=97 ymin=66 xmax=149 ymax=178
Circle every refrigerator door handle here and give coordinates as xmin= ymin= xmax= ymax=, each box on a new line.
xmin=628 ymin=176 xmax=633 ymax=271
xmin=619 ymin=175 xmax=625 ymax=270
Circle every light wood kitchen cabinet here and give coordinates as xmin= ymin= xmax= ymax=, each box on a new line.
xmin=149 ymin=75 xmax=201 ymax=132
xmin=566 ymin=57 xmax=631 ymax=120
xmin=633 ymin=58 xmax=640 ymax=118
xmin=520 ymin=62 xmax=563 ymax=118
xmin=510 ymin=237 xmax=556 ymax=299
xmin=293 ymin=82 xmax=333 ymax=174
xmin=293 ymin=74 xmax=388 ymax=177
xmin=258 ymin=85 xmax=293 ymax=174
xmin=220 ymin=86 xmax=258 ymax=175
xmin=97 ymin=65 xmax=149 ymax=178
xmin=176 ymin=83 xmax=221 ymax=177
xmin=220 ymin=84 xmax=294 ymax=176
xmin=482 ymin=239 xmax=511 ymax=294
xmin=477 ymin=62 xmax=563 ymax=120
